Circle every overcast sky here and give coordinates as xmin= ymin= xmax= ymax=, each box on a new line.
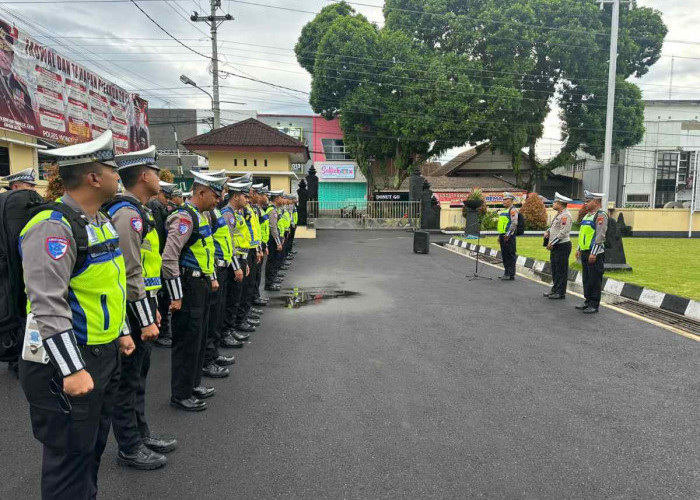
xmin=1 ymin=0 xmax=698 ymax=162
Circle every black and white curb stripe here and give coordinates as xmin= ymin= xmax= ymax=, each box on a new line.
xmin=447 ymin=237 xmax=700 ymax=322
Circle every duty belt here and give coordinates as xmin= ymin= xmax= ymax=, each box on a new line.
xmin=180 ymin=267 xmax=214 ymax=280
xmin=215 ymin=259 xmax=230 ymax=268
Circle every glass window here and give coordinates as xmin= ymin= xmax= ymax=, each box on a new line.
xmin=655 ymin=151 xmax=678 ymax=208
xmin=264 ymin=159 xmax=268 ymax=167
xmin=254 ymin=159 xmax=258 ymax=167
xmin=678 ymin=151 xmax=695 ymax=184
xmin=244 ymin=159 xmax=248 ymax=167
xmin=321 ymin=138 xmax=351 ymax=160
xmin=234 ymin=159 xmax=238 ymax=167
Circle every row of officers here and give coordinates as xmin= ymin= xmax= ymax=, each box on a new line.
xmin=13 ymin=131 xmax=299 ymax=499
xmin=496 ymin=190 xmax=609 ymax=314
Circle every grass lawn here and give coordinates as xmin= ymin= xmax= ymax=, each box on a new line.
xmin=456 ymin=236 xmax=700 ymax=301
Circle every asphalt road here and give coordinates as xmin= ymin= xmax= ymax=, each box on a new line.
xmin=1 ymin=230 xmax=698 ymax=499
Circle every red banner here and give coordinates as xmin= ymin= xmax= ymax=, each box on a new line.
xmin=0 ymin=18 xmax=148 ymax=152
xmin=435 ymin=190 xmax=527 ymax=205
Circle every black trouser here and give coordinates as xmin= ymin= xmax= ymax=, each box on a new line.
xmin=157 ymin=288 xmax=171 ymax=340
xmin=112 ymin=296 xmax=156 ymax=453
xmin=171 ymin=275 xmax=211 ymax=400
xmin=19 ymin=339 xmax=120 ymax=500
xmin=581 ymin=251 xmax=605 ymax=309
xmin=222 ymin=261 xmax=246 ymax=333
xmin=202 ymin=266 xmax=229 ymax=373
xmin=254 ymin=247 xmax=265 ymax=300
xmin=289 ymin=226 xmax=296 ymax=252
xmin=499 ymin=234 xmax=517 ymax=277
xmin=266 ymin=241 xmax=280 ymax=286
xmin=549 ymin=241 xmax=572 ymax=296
xmin=283 ymin=232 xmax=291 ymax=258
xmin=236 ymin=249 xmax=258 ymax=326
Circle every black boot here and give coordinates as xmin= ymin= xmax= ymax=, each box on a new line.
xmin=117 ymin=444 xmax=167 ymax=470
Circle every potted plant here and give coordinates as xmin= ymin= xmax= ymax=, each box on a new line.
xmin=464 ymin=188 xmax=484 ymax=209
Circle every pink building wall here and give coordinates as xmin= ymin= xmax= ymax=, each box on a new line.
xmin=312 ymin=116 xmax=343 ymax=163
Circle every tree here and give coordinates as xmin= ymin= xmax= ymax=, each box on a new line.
xmin=520 ymin=192 xmax=548 ymax=230
xmin=159 ymin=169 xmax=175 ymax=184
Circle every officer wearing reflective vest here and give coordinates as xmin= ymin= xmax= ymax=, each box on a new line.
xmin=288 ymin=195 xmax=299 ymax=255
xmin=197 ymin=171 xmax=236 ymax=383
xmin=1 ymin=166 xmax=37 ymax=191
xmin=106 ymin=146 xmax=177 ymax=471
xmin=543 ymin=192 xmax=573 ymax=300
xmin=236 ymin=181 xmax=263 ymax=332
xmin=255 ymin=186 xmax=272 ymax=305
xmin=497 ymin=192 xmax=519 ymax=281
xmin=248 ymin=183 xmax=269 ymax=310
xmin=161 ymin=171 xmax=225 ymax=411
xmin=220 ymin=181 xmax=250 ymax=343
xmin=265 ymin=190 xmax=285 ymax=291
xmin=18 ymin=130 xmax=135 ymax=500
xmin=575 ymin=190 xmax=609 ymax=314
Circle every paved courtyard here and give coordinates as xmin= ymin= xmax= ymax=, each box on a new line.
xmin=0 ymin=231 xmax=698 ymax=499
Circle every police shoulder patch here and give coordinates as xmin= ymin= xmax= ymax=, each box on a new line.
xmin=561 ymin=216 xmax=567 ymax=224
xmin=130 ymin=217 xmax=143 ymax=233
xmin=178 ymin=218 xmax=192 ymax=235
xmin=596 ymin=215 xmax=605 ymax=225
xmin=45 ymin=236 xmax=70 ymax=260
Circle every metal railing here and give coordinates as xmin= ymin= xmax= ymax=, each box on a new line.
xmin=307 ymin=201 xmax=421 ymax=229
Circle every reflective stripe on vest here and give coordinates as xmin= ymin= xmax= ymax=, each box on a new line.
xmin=180 ymin=203 xmax=215 ymax=274
xmin=497 ymin=210 xmax=512 ymax=234
xmin=21 ymin=209 xmax=127 ymax=345
xmin=578 ymin=213 xmax=597 ymax=251
xmin=222 ymin=206 xmax=249 ymax=255
xmin=247 ymin=205 xmax=261 ymax=246
xmin=211 ymin=208 xmax=233 ymax=262
xmin=260 ymin=206 xmax=272 ymax=244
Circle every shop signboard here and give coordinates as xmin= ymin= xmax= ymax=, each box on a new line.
xmin=320 ymin=164 xmax=355 ymax=179
xmin=0 ymin=18 xmax=148 ymax=152
xmin=374 ymin=191 xmax=409 ymax=201
xmin=434 ymin=190 xmax=527 ymax=205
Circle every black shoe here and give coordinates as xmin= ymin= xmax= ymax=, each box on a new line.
xmin=7 ymin=361 xmax=18 ymax=379
xmin=499 ymin=275 xmax=514 ymax=281
xmin=220 ymin=335 xmax=244 ymax=348
xmin=273 ymin=279 xmax=284 ymax=284
xmin=548 ymin=294 xmax=565 ymax=300
xmin=575 ymin=303 xmax=589 ymax=310
xmin=265 ymin=285 xmax=281 ymax=292
xmin=290 ymin=250 xmax=298 ymax=255
xmin=193 ymin=386 xmax=216 ymax=399
xmin=118 ymin=444 xmax=167 ymax=470
xmin=582 ymin=306 xmax=599 ymax=314
xmin=246 ymin=318 xmax=261 ymax=327
xmin=143 ymin=435 xmax=178 ymax=454
xmin=247 ymin=312 xmax=261 ymax=320
xmin=250 ymin=307 xmax=264 ymax=314
xmin=154 ymin=337 xmax=172 ymax=348
xmin=215 ymin=355 xmax=235 ymax=367
xmin=279 ymin=265 xmax=290 ymax=270
xmin=236 ymin=323 xmax=256 ymax=333
xmin=202 ymin=364 xmax=230 ymax=378
xmin=543 ymin=292 xmax=552 ymax=297
xmin=170 ymin=397 xmax=207 ymax=412
xmin=252 ymin=299 xmax=268 ymax=307
xmin=277 ymin=271 xmax=287 ymax=277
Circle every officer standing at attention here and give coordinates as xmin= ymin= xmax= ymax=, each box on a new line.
xmin=220 ymin=181 xmax=250 ymax=344
xmin=254 ymin=187 xmax=271 ymax=307
xmin=497 ymin=192 xmax=519 ymax=281
xmin=161 ymin=171 xmax=225 ymax=411
xmin=249 ymin=183 xmax=269 ymax=310
xmin=235 ymin=182 xmax=263 ymax=332
xmin=1 ymin=167 xmax=38 ymax=191
xmin=106 ymin=146 xmax=177 ymax=470
xmin=543 ymin=192 xmax=573 ymax=300
xmin=576 ymin=190 xmax=608 ymax=314
xmin=18 ymin=131 xmax=135 ymax=499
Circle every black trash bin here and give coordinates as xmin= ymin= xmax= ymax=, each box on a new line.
xmin=413 ymin=230 xmax=429 ymax=254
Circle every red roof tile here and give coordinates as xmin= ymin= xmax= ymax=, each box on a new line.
xmin=182 ymin=118 xmax=308 ymax=152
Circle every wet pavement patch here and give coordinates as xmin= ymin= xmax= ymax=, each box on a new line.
xmin=270 ymin=287 xmax=360 ymax=309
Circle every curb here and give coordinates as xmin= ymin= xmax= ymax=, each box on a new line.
xmin=447 ymin=236 xmax=700 ymax=322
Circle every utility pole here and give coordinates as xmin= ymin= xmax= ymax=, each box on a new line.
xmin=191 ymin=1 xmax=233 ymax=129
xmin=669 ymin=55 xmax=675 ymax=100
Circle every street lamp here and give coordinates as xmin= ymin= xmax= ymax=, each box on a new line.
xmin=180 ymin=74 xmax=244 ymax=128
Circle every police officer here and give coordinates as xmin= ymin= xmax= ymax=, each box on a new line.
xmin=265 ymin=191 xmax=285 ymax=290
xmin=161 ymin=171 xmax=225 ymax=411
xmin=543 ymin=192 xmax=573 ymax=300
xmin=1 ymin=167 xmax=37 ymax=191
xmin=278 ymin=195 xmax=292 ymax=276
xmin=220 ymin=181 xmax=251 ymax=343
xmin=576 ymin=190 xmax=608 ymax=314
xmin=106 ymin=146 xmax=177 ymax=469
xmin=288 ymin=195 xmax=299 ymax=255
xmin=497 ymin=192 xmax=519 ymax=281
xmin=19 ymin=130 xmax=135 ymax=499
xmin=249 ymin=183 xmax=269 ymax=309
xmin=253 ymin=187 xmax=271 ymax=307
xmin=235 ymin=181 xmax=263 ymax=331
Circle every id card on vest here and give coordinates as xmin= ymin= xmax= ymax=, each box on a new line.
xmin=22 ymin=313 xmax=50 ymax=364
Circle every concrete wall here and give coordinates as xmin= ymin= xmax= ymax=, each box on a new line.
xmin=208 ymin=151 xmax=292 ymax=192
xmin=148 ymin=109 xmax=199 ymax=172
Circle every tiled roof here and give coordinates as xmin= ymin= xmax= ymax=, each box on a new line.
xmin=431 ymin=148 xmax=480 ymax=176
xmin=182 ymin=118 xmax=307 ymax=150
xmin=398 ymin=175 xmax=514 ymax=191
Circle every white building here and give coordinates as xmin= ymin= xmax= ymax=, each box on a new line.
xmin=561 ymin=100 xmax=700 ymax=207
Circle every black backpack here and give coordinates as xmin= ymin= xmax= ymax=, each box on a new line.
xmin=516 ymin=211 xmax=526 ymax=236
xmin=0 ymin=191 xmax=91 ymax=362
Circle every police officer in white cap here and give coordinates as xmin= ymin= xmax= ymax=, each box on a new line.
xmin=161 ymin=171 xmax=226 ymax=410
xmin=2 ymin=167 xmax=37 ymax=191
xmin=497 ymin=192 xmax=519 ymax=280
xmin=575 ymin=190 xmax=609 ymax=314
xmin=19 ymin=130 xmax=135 ymax=499
xmin=543 ymin=192 xmax=573 ymax=300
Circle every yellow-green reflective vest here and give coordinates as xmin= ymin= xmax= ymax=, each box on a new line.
xmin=578 ymin=212 xmax=599 ymax=251
xmin=247 ymin=204 xmax=261 ymax=246
xmin=281 ymin=209 xmax=291 ymax=233
xmin=260 ymin=206 xmax=272 ymax=244
xmin=179 ymin=203 xmax=215 ymax=274
xmin=20 ymin=208 xmax=127 ymax=345
xmin=221 ymin=206 xmax=249 ymax=256
xmin=105 ymin=198 xmax=162 ymax=292
xmin=293 ymin=209 xmax=298 ymax=226
xmin=210 ymin=208 xmax=233 ymax=262
xmin=497 ymin=209 xmax=512 ymax=234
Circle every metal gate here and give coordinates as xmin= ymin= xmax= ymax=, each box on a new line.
xmin=307 ymin=201 xmax=421 ymax=229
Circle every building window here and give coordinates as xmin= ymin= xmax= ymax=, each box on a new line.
xmin=678 ymin=151 xmax=695 ymax=185
xmin=264 ymin=159 xmax=268 ymax=167
xmin=321 ymin=138 xmax=351 ymax=160
xmin=234 ymin=159 xmax=238 ymax=167
xmin=254 ymin=159 xmax=258 ymax=167
xmin=655 ymin=151 xmax=678 ymax=208
xmin=244 ymin=159 xmax=248 ymax=167
xmin=625 ymin=194 xmax=650 ymax=208
xmin=568 ymin=159 xmax=586 ymax=172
